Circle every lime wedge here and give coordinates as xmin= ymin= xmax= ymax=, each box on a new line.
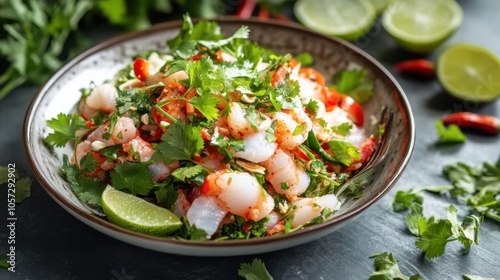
xmin=101 ymin=185 xmax=182 ymax=236
xmin=294 ymin=0 xmax=377 ymax=41
xmin=437 ymin=43 xmax=500 ymax=102
xmin=382 ymin=0 xmax=463 ymax=53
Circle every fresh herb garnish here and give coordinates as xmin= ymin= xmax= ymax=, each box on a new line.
xmin=45 ymin=113 xmax=88 ymax=147
xmin=369 ymin=252 xmax=422 ymax=280
xmin=238 ymin=258 xmax=273 ymax=280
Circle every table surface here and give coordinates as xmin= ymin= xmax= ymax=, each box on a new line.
xmin=1 ymin=1 xmax=500 ymax=279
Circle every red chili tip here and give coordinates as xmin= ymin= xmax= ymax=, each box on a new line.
xmin=394 ymin=59 xmax=435 ymax=78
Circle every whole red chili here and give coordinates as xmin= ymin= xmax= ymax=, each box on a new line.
xmin=442 ymin=112 xmax=500 ymax=135
xmin=394 ymin=59 xmax=435 ymax=78
xmin=235 ymin=0 xmax=256 ymax=19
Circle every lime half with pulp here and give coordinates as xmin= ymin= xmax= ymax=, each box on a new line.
xmin=382 ymin=0 xmax=463 ymax=53
xmin=102 ymin=185 xmax=182 ymax=236
xmin=294 ymin=0 xmax=377 ymax=41
xmin=437 ymin=43 xmax=500 ymax=102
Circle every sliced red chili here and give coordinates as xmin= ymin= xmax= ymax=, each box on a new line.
xmin=133 ymin=58 xmax=150 ymax=82
xmin=442 ymin=112 xmax=500 ymax=135
xmin=341 ymin=95 xmax=364 ymax=127
xmin=258 ymin=6 xmax=269 ymax=19
xmin=394 ymin=59 xmax=435 ymax=78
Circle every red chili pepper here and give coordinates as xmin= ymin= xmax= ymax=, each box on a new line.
xmin=236 ymin=0 xmax=256 ymax=19
xmin=200 ymin=178 xmax=210 ymax=195
xmin=341 ymin=95 xmax=364 ymax=127
xmin=394 ymin=59 xmax=435 ymax=78
xmin=271 ymin=65 xmax=287 ymax=88
xmin=270 ymin=12 xmax=290 ymax=22
xmin=258 ymin=6 xmax=269 ymax=19
xmin=442 ymin=112 xmax=500 ymax=135
xmin=133 ymin=58 xmax=150 ymax=82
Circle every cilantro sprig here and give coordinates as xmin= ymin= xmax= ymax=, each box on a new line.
xmin=153 ymin=121 xmax=204 ymax=164
xmin=369 ymin=252 xmax=422 ymax=280
xmin=45 ymin=113 xmax=88 ymax=147
xmin=238 ymin=258 xmax=273 ymax=280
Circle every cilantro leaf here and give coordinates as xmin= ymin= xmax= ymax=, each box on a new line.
xmin=186 ymin=57 xmax=225 ymax=93
xmin=305 ymin=99 xmax=319 ymax=114
xmin=436 ymin=120 xmax=466 ymax=144
xmin=331 ymin=69 xmax=374 ymax=104
xmin=45 ymin=113 xmax=88 ymax=147
xmin=61 ymin=154 xmax=105 ymax=206
xmin=79 ymin=154 xmax=97 ymax=173
xmin=238 ymin=258 xmax=273 ymax=280
xmin=110 ymin=162 xmax=153 ymax=196
xmin=393 ymin=188 xmax=424 ymax=212
xmin=116 ymin=87 xmax=154 ymax=115
xmin=327 ymin=138 xmax=361 ymax=166
xmin=415 ymin=218 xmax=453 ymax=258
xmin=153 ymin=121 xmax=204 ymax=164
xmin=331 ymin=122 xmax=352 ymax=137
xmin=188 ymin=91 xmax=220 ymax=121
xmin=171 ymin=165 xmax=205 ymax=181
xmin=369 ymin=252 xmax=422 ymax=280
xmin=99 ymin=144 xmax=122 ymax=161
xmin=177 ymin=216 xmax=208 ymax=241
xmin=197 ymin=25 xmax=250 ymax=50
xmin=155 ymin=182 xmax=178 ymax=212
xmin=405 ymin=202 xmax=426 ymax=236
xmin=446 ymin=205 xmax=482 ymax=253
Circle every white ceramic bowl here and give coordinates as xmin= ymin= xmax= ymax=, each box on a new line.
xmin=24 ymin=17 xmax=414 ymax=256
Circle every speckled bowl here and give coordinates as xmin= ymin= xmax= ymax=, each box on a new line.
xmin=24 ymin=17 xmax=414 ymax=256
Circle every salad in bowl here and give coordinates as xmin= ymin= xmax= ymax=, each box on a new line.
xmin=44 ymin=15 xmax=384 ymax=241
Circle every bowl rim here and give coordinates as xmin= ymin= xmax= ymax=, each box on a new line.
xmin=23 ymin=16 xmax=415 ymax=253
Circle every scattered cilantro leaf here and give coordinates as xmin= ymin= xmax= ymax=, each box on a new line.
xmin=446 ymin=205 xmax=482 ymax=254
xmin=0 ymin=254 xmax=10 ymax=269
xmin=154 ymin=121 xmax=204 ymax=164
xmin=405 ymin=202 xmax=426 ymax=236
xmin=436 ymin=120 xmax=467 ymax=144
xmin=99 ymin=144 xmax=122 ymax=161
xmin=45 ymin=113 xmax=88 ymax=147
xmin=331 ymin=69 xmax=374 ymax=104
xmin=369 ymin=252 xmax=422 ymax=280
xmin=110 ymin=162 xmax=153 ymax=196
xmin=392 ymin=188 xmax=424 ymax=212
xmin=292 ymin=123 xmax=307 ymax=136
xmin=415 ymin=218 xmax=453 ymax=259
xmin=238 ymin=258 xmax=273 ymax=280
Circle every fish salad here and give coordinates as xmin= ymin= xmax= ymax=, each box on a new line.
xmin=45 ymin=15 xmax=377 ymax=240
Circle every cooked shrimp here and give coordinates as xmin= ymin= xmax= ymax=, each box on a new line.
xmin=232 ymin=130 xmax=277 ymax=163
xmin=272 ymin=109 xmax=312 ymax=150
xmin=85 ymin=83 xmax=118 ymax=113
xmin=173 ymin=189 xmax=191 ymax=218
xmin=226 ymin=102 xmax=271 ymax=138
xmin=110 ymin=117 xmax=139 ymax=144
xmin=263 ymin=148 xmax=310 ymax=199
xmin=186 ymin=195 xmax=228 ymax=238
xmin=148 ymin=161 xmax=177 ymax=182
xmin=291 ymin=194 xmax=340 ymax=228
xmin=161 ymin=70 xmax=189 ymax=86
xmin=201 ymin=170 xmax=275 ymax=222
xmin=200 ymin=146 xmax=230 ymax=171
xmin=72 ymin=140 xmax=110 ymax=180
xmin=122 ymin=136 xmax=154 ymax=162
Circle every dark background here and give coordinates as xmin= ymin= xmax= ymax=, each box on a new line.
xmin=1 ymin=0 xmax=499 ymax=279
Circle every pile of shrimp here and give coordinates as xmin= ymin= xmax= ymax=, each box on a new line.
xmin=74 ymin=48 xmax=375 ymax=239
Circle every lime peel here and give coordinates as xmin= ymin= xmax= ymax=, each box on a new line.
xmin=101 ymin=185 xmax=182 ymax=236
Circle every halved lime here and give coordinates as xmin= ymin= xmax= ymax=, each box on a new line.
xmin=382 ymin=0 xmax=463 ymax=53
xmin=101 ymin=185 xmax=182 ymax=236
xmin=437 ymin=43 xmax=500 ymax=102
xmin=294 ymin=0 xmax=377 ymax=41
